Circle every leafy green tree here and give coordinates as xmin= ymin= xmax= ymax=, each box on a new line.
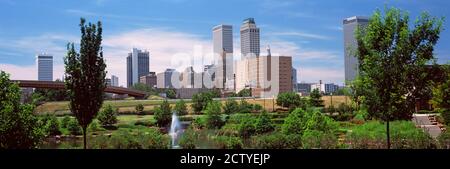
xmin=238 ymin=99 xmax=253 ymax=113
xmin=0 ymin=71 xmax=45 ymax=148
xmin=166 ymin=89 xmax=177 ymax=99
xmin=237 ymin=88 xmax=251 ymax=97
xmin=255 ymin=111 xmax=275 ymax=134
xmin=309 ymin=88 xmax=323 ymax=107
xmin=61 ymin=116 xmax=71 ymax=128
xmin=154 ymin=100 xmax=172 ymax=127
xmin=282 ymin=109 xmax=306 ymax=135
xmin=67 ymin=118 xmax=82 ymax=135
xmin=223 ymin=98 xmax=239 ymax=115
xmin=174 ymin=99 xmax=188 ymax=116
xmin=431 ymin=65 xmax=450 ymax=125
xmin=204 ymin=101 xmax=224 ymax=129
xmin=354 ymin=7 xmax=443 ymax=148
xmin=97 ymin=104 xmax=118 ymax=127
xmin=64 ymin=18 xmax=107 ymax=149
xmin=45 ymin=115 xmax=62 ymax=136
xmin=276 ymin=92 xmax=307 ymax=110
xmin=135 ymin=104 xmax=144 ymax=114
xmin=179 ymin=127 xmax=197 ymax=149
xmin=191 ymin=92 xmax=213 ymax=113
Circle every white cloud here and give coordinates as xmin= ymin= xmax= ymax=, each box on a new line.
xmin=268 ymin=31 xmax=332 ymax=40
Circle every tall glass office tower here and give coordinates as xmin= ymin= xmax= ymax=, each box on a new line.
xmin=343 ymin=16 xmax=369 ymax=84
xmin=36 ymin=54 xmax=53 ymax=81
xmin=240 ymin=18 xmax=260 ymax=59
xmin=127 ymin=48 xmax=150 ymax=87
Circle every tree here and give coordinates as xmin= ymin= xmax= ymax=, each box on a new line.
xmin=154 ymin=100 xmax=172 ymax=127
xmin=309 ymin=88 xmax=324 ymax=107
xmin=204 ymin=101 xmax=224 ymax=129
xmin=135 ymin=104 xmax=144 ymax=114
xmin=174 ymin=99 xmax=188 ymax=116
xmin=431 ymin=65 xmax=450 ymax=125
xmin=166 ymin=89 xmax=177 ymax=99
xmin=97 ymin=104 xmax=118 ymax=127
xmin=64 ymin=18 xmax=107 ymax=149
xmin=255 ymin=111 xmax=275 ymax=134
xmin=237 ymin=88 xmax=251 ymax=97
xmin=353 ymin=7 xmax=443 ymax=148
xmin=45 ymin=115 xmax=62 ymax=136
xmin=276 ymin=92 xmax=307 ymax=110
xmin=191 ymin=92 xmax=213 ymax=113
xmin=0 ymin=71 xmax=45 ymax=148
xmin=223 ymin=98 xmax=239 ymax=115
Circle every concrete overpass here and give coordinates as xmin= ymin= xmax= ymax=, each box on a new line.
xmin=11 ymin=80 xmax=147 ymax=99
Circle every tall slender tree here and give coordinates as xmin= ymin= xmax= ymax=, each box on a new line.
xmin=354 ymin=7 xmax=443 ymax=148
xmin=64 ymin=18 xmax=106 ymax=149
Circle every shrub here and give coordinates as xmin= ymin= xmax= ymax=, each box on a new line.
xmin=214 ymin=136 xmax=243 ymax=149
xmin=282 ymin=108 xmax=338 ymax=139
xmin=88 ymin=121 xmax=100 ymax=132
xmin=251 ymin=132 xmax=302 ymax=149
xmin=440 ymin=109 xmax=450 ymax=126
xmin=97 ymin=104 xmax=118 ymax=127
xmin=166 ymin=89 xmax=177 ymax=99
xmin=45 ymin=115 xmax=62 ymax=136
xmin=174 ymin=99 xmax=188 ymax=116
xmin=238 ymin=99 xmax=253 ymax=113
xmin=438 ymin=131 xmax=450 ymax=149
xmin=281 ymin=109 xmax=306 ymax=135
xmin=61 ymin=116 xmax=71 ymax=128
xmin=191 ymin=92 xmax=213 ymax=113
xmin=154 ymin=100 xmax=172 ymax=127
xmin=67 ymin=118 xmax=82 ymax=135
xmin=223 ymin=98 xmax=240 ymax=115
xmin=135 ymin=104 xmax=144 ymax=115
xmin=347 ymin=121 xmax=436 ymax=149
xmin=179 ymin=127 xmax=197 ymax=149
xmin=217 ymin=123 xmax=240 ymax=137
xmin=134 ymin=120 xmax=154 ymax=127
xmin=91 ymin=128 xmax=169 ymax=149
xmin=301 ymin=130 xmax=337 ymax=149
xmin=255 ymin=111 xmax=275 ymax=134
xmin=238 ymin=116 xmax=256 ymax=138
xmin=192 ymin=116 xmax=206 ymax=129
xmin=237 ymin=88 xmax=251 ymax=97
xmin=204 ymin=101 xmax=224 ymax=129
xmin=252 ymin=104 xmax=263 ymax=112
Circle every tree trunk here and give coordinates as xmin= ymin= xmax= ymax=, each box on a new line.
xmin=83 ymin=126 xmax=87 ymax=149
xmin=386 ymin=119 xmax=390 ymax=149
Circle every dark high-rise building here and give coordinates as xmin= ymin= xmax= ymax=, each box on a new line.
xmin=126 ymin=48 xmax=149 ymax=87
xmin=240 ymin=18 xmax=260 ymax=58
xmin=343 ymin=16 xmax=369 ymax=84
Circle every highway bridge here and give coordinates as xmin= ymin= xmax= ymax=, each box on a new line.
xmin=11 ymin=80 xmax=147 ymax=99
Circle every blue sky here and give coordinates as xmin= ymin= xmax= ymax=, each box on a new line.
xmin=0 ymin=0 xmax=449 ymax=86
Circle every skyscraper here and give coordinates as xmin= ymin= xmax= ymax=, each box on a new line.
xmin=126 ymin=48 xmax=150 ymax=87
xmin=213 ymin=25 xmax=234 ymax=89
xmin=36 ymin=54 xmax=53 ymax=81
xmin=213 ymin=25 xmax=233 ymax=54
xmin=111 ymin=75 xmax=119 ymax=87
xmin=292 ymin=67 xmax=297 ymax=92
xmin=343 ymin=16 xmax=369 ymax=84
xmin=240 ymin=18 xmax=260 ymax=58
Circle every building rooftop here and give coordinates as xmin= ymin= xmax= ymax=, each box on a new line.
xmin=243 ymin=18 xmax=255 ymax=24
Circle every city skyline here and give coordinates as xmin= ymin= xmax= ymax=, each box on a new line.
xmin=1 ymin=0 xmax=450 ymax=87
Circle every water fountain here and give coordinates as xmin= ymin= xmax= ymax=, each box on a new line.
xmin=169 ymin=112 xmax=181 ymax=148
